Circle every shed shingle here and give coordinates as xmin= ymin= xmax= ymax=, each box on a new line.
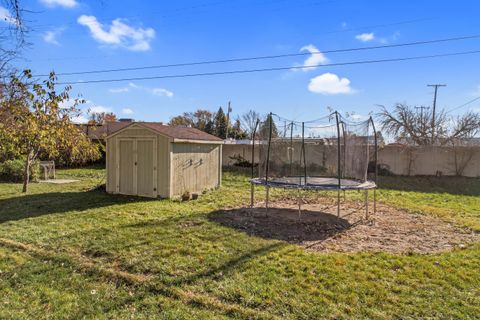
xmin=107 ymin=122 xmax=222 ymax=142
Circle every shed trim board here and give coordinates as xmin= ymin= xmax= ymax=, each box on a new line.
xmin=106 ymin=123 xmax=160 ymax=139
xmin=173 ymin=138 xmax=223 ymax=144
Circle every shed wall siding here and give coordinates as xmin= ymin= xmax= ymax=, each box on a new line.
xmin=106 ymin=139 xmax=116 ymax=193
xmin=170 ymin=143 xmax=220 ymax=197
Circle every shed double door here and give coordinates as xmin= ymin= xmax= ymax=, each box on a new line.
xmin=117 ymin=138 xmax=157 ymax=198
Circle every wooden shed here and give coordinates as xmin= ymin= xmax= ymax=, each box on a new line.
xmin=105 ymin=122 xmax=223 ymax=198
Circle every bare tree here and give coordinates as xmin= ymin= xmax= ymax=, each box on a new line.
xmin=241 ymin=110 xmax=260 ymax=138
xmin=377 ymin=104 xmax=480 ymax=146
xmin=1 ymin=0 xmax=27 ymax=77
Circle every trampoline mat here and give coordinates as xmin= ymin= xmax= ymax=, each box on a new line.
xmin=251 ymin=177 xmax=376 ymax=190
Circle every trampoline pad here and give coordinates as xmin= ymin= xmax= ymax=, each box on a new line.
xmin=251 ymin=177 xmax=376 ymax=190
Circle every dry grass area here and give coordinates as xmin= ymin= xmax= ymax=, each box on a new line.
xmin=211 ymin=198 xmax=479 ymax=254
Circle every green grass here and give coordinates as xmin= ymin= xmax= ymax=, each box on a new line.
xmin=0 ymin=167 xmax=479 ymax=319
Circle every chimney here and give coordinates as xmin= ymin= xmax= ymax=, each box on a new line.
xmin=119 ymin=118 xmax=134 ymax=123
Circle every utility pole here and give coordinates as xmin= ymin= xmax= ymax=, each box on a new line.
xmin=427 ymin=84 xmax=446 ymax=144
xmin=225 ymin=101 xmax=232 ymax=139
xmin=414 ymin=106 xmax=430 ymax=133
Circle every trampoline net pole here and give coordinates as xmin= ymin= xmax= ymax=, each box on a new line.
xmin=335 ymin=111 xmax=342 ymax=217
xmin=289 ymin=122 xmax=293 ymax=177
xmin=370 ymin=116 xmax=378 ymax=215
xmin=265 ymin=112 xmax=273 ymax=183
xmin=265 ymin=113 xmax=273 ymax=216
xmin=302 ymin=122 xmax=306 ymax=186
xmin=250 ymin=120 xmax=260 ymax=208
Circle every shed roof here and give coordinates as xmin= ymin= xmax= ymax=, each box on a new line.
xmin=79 ymin=122 xmax=130 ymax=140
xmin=107 ymin=122 xmax=223 ymax=142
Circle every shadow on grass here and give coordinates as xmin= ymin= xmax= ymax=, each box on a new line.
xmin=0 ymin=190 xmax=153 ymax=224
xmin=208 ymin=207 xmax=353 ymax=243
xmin=171 ymin=242 xmax=285 ymax=286
xmin=377 ymin=176 xmax=480 ymax=196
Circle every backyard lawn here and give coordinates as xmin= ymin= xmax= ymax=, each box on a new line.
xmin=0 ymin=167 xmax=479 ymax=319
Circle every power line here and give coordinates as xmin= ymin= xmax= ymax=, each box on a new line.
xmin=26 ymin=16 xmax=435 ymax=62
xmin=446 ymin=96 xmax=480 ymax=114
xmin=54 ymin=49 xmax=480 ymax=85
xmin=34 ymin=34 xmax=480 ymax=77
xmin=20 ymin=0 xmax=334 ymax=31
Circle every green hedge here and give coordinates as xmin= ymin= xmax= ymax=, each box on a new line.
xmin=0 ymin=158 xmax=40 ymax=183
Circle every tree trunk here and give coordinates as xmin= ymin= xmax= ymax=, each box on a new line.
xmin=22 ymin=153 xmax=31 ymax=193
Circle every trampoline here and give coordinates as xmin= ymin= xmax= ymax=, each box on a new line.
xmin=249 ymin=111 xmax=378 ymax=217
xmin=251 ymin=177 xmax=376 ymax=190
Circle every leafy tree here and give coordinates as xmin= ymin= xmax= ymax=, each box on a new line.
xmin=88 ymin=111 xmax=118 ymax=124
xmin=0 ymin=70 xmax=101 ymax=192
xmin=230 ymin=118 xmax=248 ymax=139
xmin=169 ymin=114 xmax=194 ymax=127
xmin=214 ymin=107 xmax=228 ymax=139
xmin=259 ymin=113 xmax=279 ymax=139
xmin=192 ymin=109 xmax=214 ymax=131
xmin=378 ymin=103 xmax=480 ymax=146
xmin=168 ymin=109 xmax=214 ymax=131
xmin=169 ymin=107 xmax=248 ymax=139
xmin=204 ymin=119 xmax=215 ymax=135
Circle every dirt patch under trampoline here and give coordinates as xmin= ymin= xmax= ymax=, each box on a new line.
xmin=210 ymin=199 xmax=479 ymax=254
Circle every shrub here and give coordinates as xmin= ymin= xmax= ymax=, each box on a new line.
xmin=368 ymin=161 xmax=394 ymax=176
xmin=229 ymin=154 xmax=255 ymax=168
xmin=0 ymin=158 xmax=40 ymax=182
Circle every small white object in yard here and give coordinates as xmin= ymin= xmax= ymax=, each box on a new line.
xmin=39 ymin=179 xmax=79 ymax=184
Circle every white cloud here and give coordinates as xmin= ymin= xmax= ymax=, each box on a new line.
xmin=347 ymin=113 xmax=369 ymax=121
xmin=341 ymin=21 xmax=347 ymax=29
xmin=151 ymin=88 xmax=174 ymax=97
xmin=71 ymin=114 xmax=88 ymax=124
xmin=77 ymin=15 xmax=155 ymax=51
xmin=89 ymin=105 xmax=112 ymax=114
xmin=308 ymin=73 xmax=355 ymax=95
xmin=0 ymin=6 xmax=19 ymax=25
xmin=122 ymin=108 xmax=134 ymax=115
xmin=109 ymin=87 xmax=130 ymax=93
xmin=108 ymin=82 xmax=173 ymax=97
xmin=40 ymin=0 xmax=78 ymax=8
xmin=391 ymin=31 xmax=400 ymax=41
xmin=293 ymin=44 xmax=328 ymax=72
xmin=355 ymin=32 xmax=375 ymax=42
xmin=43 ymin=27 xmax=65 ymax=46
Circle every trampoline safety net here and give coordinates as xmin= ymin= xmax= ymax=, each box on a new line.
xmin=252 ymin=112 xmax=377 ymax=190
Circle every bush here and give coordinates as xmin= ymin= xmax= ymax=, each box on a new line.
xmin=368 ymin=161 xmax=394 ymax=176
xmin=0 ymin=158 xmax=40 ymax=182
xmin=229 ymin=154 xmax=255 ymax=168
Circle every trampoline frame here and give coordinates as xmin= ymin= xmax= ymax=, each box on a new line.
xmin=249 ymin=111 xmax=379 ymax=218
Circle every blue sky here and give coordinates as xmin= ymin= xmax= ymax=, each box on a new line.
xmin=4 ymin=0 xmax=480 ymax=123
